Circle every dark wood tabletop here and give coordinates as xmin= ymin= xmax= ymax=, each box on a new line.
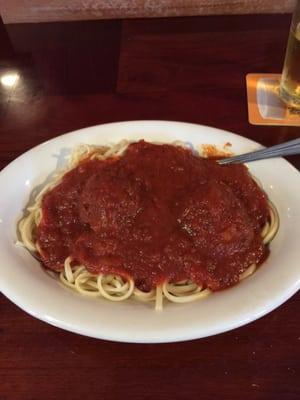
xmin=0 ymin=13 xmax=299 ymax=400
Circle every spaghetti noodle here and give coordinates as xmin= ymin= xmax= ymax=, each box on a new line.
xmin=18 ymin=140 xmax=279 ymax=310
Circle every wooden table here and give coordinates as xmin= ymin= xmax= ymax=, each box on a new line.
xmin=0 ymin=14 xmax=299 ymax=400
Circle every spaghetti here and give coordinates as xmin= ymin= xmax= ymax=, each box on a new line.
xmin=18 ymin=140 xmax=279 ymax=310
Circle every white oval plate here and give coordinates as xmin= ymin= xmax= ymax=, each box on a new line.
xmin=0 ymin=121 xmax=300 ymax=343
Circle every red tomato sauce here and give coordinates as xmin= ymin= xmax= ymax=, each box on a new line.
xmin=37 ymin=141 xmax=270 ymax=292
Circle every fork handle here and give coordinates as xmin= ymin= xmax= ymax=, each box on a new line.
xmin=218 ymin=138 xmax=300 ymax=165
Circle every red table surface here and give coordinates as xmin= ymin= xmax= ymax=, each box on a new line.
xmin=0 ymin=14 xmax=299 ymax=400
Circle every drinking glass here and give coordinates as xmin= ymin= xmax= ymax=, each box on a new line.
xmin=279 ymin=1 xmax=300 ymax=109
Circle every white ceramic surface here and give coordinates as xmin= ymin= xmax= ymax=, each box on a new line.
xmin=0 ymin=121 xmax=299 ymax=343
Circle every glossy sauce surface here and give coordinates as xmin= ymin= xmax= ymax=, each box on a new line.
xmin=37 ymin=141 xmax=270 ymax=291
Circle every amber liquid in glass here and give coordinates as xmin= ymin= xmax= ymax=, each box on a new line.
xmin=280 ymin=26 xmax=300 ymax=109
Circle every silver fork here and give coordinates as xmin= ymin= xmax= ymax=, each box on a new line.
xmin=218 ymin=138 xmax=300 ymax=165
